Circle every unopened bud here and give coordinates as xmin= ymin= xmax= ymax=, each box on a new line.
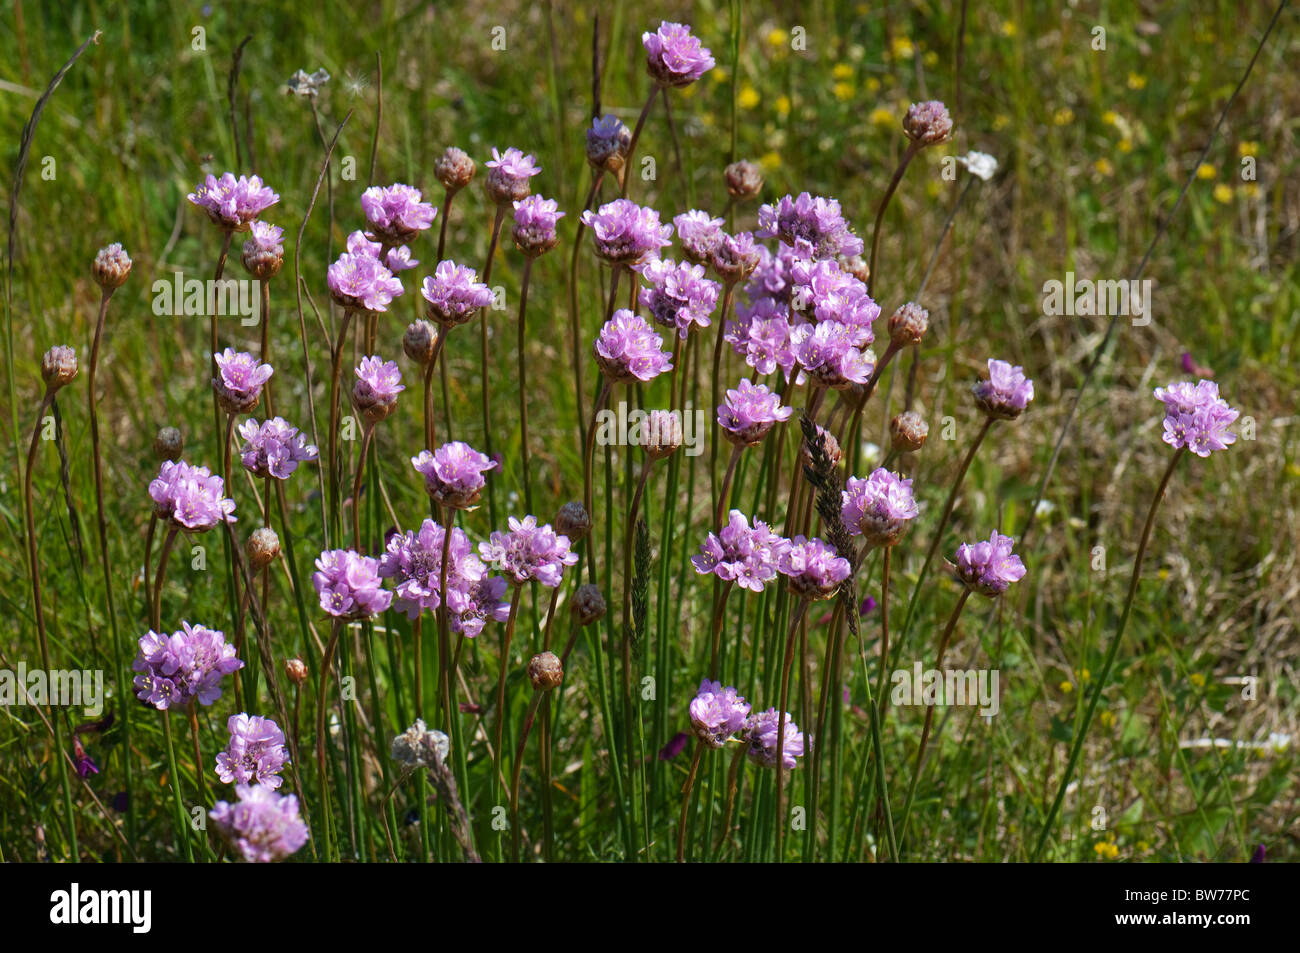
xmin=640 ymin=410 xmax=682 ymax=460
xmin=246 ymin=526 xmax=281 ymax=570
xmin=555 ymin=501 xmax=591 ymax=543
xmin=888 ymin=302 xmax=929 ymax=349
xmin=284 ymin=658 xmax=308 ymax=685
xmin=92 ymin=243 xmax=133 ymax=289
xmin=903 ymin=100 xmax=953 ymax=145
xmin=41 ymin=346 xmax=78 ymax=390
xmin=403 ymin=320 xmax=438 ymax=366
xmin=571 ymin=583 xmax=606 ymax=626
xmin=890 ymin=411 xmax=929 ymax=453
xmin=153 ymin=426 xmax=184 ymax=462
xmin=435 ymin=147 xmax=476 ymax=193
xmin=527 ymin=651 xmax=564 ymax=691
xmin=724 ymin=160 xmax=763 ymax=200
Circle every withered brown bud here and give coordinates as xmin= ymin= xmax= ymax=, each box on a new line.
xmin=527 ymin=651 xmax=564 ymax=691
xmin=571 ymin=583 xmax=607 ymax=626
xmin=890 ymin=411 xmax=929 ymax=453
xmin=640 ymin=410 xmax=683 ymax=460
xmin=840 ymin=255 xmax=870 ymax=286
xmin=153 ymin=426 xmax=184 ymax=461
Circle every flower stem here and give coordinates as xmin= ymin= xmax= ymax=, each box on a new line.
xmin=866 ymin=140 xmax=921 ymax=292
xmin=1031 ymin=447 xmax=1187 ymax=860
xmin=676 ymin=739 xmax=705 ymax=862
xmin=620 ymin=87 xmax=661 ymax=199
xmin=774 ymin=597 xmax=810 ymax=861
xmin=328 ymin=308 xmax=356 ymax=538
xmin=480 ymin=206 xmax=507 ymax=528
xmin=897 ymin=587 xmax=972 ymax=846
xmin=517 ymin=256 xmax=535 ymax=513
xmin=316 ymin=618 xmax=345 ymax=861
xmin=493 ymin=586 xmax=525 ymax=773
xmin=161 ymin=710 xmax=194 ymax=862
xmin=350 ymin=423 xmax=375 ymax=552
xmin=23 ymin=387 xmax=78 ymax=859
xmin=568 ymin=171 xmax=605 ymax=452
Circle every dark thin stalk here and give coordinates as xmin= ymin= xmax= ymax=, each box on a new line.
xmin=619 ymin=87 xmax=661 ymax=199
xmin=866 ymin=140 xmax=922 ymax=291
xmin=479 ymin=207 xmax=507 ymax=527
xmin=517 ymin=256 xmax=536 ymax=513
xmin=676 ymin=739 xmax=705 ymax=862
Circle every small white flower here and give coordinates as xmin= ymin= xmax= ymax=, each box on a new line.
xmin=958 ymin=151 xmax=998 ymax=181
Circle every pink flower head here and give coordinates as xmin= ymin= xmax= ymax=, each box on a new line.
xmin=594 ymin=309 xmax=674 ymax=383
xmin=210 ymin=783 xmax=309 ymax=863
xmin=636 ymin=257 xmax=720 ymax=340
xmin=717 ymin=378 xmax=793 ymax=447
xmin=327 ymin=251 xmax=404 ymax=312
xmin=379 ymin=519 xmax=491 ymax=621
xmin=691 ymin=510 xmax=790 ymax=593
xmin=744 ymin=708 xmax=804 ymax=769
xmin=1154 ymin=379 xmax=1239 ymax=457
xmin=726 ymin=297 xmax=800 ymax=382
xmin=778 ymin=536 xmax=851 ymax=600
xmin=420 ymin=260 xmax=494 ymax=327
xmin=842 ymin=469 xmax=919 ymax=547
xmin=213 ymin=347 xmax=273 ymax=412
xmin=347 ymin=230 xmax=417 ymax=273
xmin=215 ymin=713 xmax=289 ymax=790
xmin=642 ymin=21 xmax=715 ymax=87
xmin=188 ymin=173 xmax=279 ymax=231
xmin=412 ymin=441 xmax=496 ymax=509
xmin=673 ymin=210 xmax=726 ymax=264
xmin=485 ymin=147 xmax=541 ymax=205
xmin=791 ymin=321 xmax=873 ymax=389
xmin=237 ymin=416 xmax=318 ymax=480
xmin=953 ymin=531 xmax=1026 ymax=597
xmin=148 ymin=459 xmax=237 ymax=531
xmin=132 ymin=621 xmax=243 ymax=710
xmin=512 ymin=195 xmax=566 ymax=257
xmin=689 ymin=679 xmax=751 ymax=748
xmin=351 ymin=355 xmax=404 ymax=424
xmin=311 ymin=549 xmax=393 ymax=620
xmin=757 ymin=192 xmax=863 ymax=260
xmin=973 ymin=358 xmax=1034 ymax=419
xmin=479 ymin=515 xmax=579 ymax=588
xmin=360 ymin=183 xmax=436 ymax=244
xmin=581 ymin=199 xmax=674 ymax=266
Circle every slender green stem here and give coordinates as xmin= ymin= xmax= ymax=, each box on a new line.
xmin=480 ymin=206 xmax=507 ymax=527
xmin=676 ymin=739 xmax=705 ymax=862
xmin=620 ymin=87 xmax=660 ymax=199
xmin=161 ymin=710 xmax=194 ymax=862
xmin=517 ymin=256 xmax=535 ymax=513
xmin=1032 ymin=448 xmax=1187 ymax=860
xmin=774 ymin=597 xmax=810 ymax=862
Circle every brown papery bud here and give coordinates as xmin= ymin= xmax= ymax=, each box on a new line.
xmin=890 ymin=411 xmax=929 ymax=453
xmin=555 ymin=501 xmax=592 ymax=543
xmin=246 ymin=526 xmax=281 ymax=570
xmin=435 ymin=147 xmax=476 ymax=193
xmin=571 ymin=584 xmax=607 ymax=626
xmin=284 ymin=658 xmax=308 ymax=686
xmin=153 ymin=426 xmax=184 ymax=461
xmin=724 ymin=160 xmax=763 ymax=200
xmin=527 ymin=651 xmax=564 ymax=691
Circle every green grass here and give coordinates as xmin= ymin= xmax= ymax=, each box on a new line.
xmin=1 ymin=0 xmax=1297 ymax=863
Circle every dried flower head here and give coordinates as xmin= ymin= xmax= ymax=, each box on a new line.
xmin=284 ymin=658 xmax=308 ymax=686
xmin=888 ymin=301 xmax=929 ymax=349
xmin=391 ymin=718 xmax=451 ymax=767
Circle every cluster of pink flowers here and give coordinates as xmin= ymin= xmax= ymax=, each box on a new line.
xmin=133 ymin=622 xmax=243 ymax=710
xmin=1154 ymin=379 xmax=1239 ymax=457
xmin=149 ymin=460 xmax=236 ymax=531
xmin=210 ymin=784 xmax=309 ymax=863
xmin=692 ymin=510 xmax=789 ymax=592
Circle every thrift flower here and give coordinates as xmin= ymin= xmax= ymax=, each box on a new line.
xmin=594 ymin=309 xmax=674 ymax=382
xmin=210 ymin=784 xmax=309 ymax=862
xmin=412 ymin=441 xmax=496 ymax=509
xmin=745 ymin=708 xmax=804 ymax=769
xmin=581 ymin=198 xmax=673 ymax=266
xmin=237 ymin=417 xmax=319 ymax=480
xmin=479 ymin=515 xmax=579 ymax=588
xmin=188 ymin=173 xmax=279 ymax=230
xmin=421 ymin=260 xmax=494 ymax=327
xmin=953 ymin=531 xmax=1026 ymax=597
xmin=1153 ymin=379 xmax=1239 ymax=457
xmin=133 ymin=622 xmax=243 ymax=710
xmin=778 ymin=536 xmax=851 ymax=599
xmin=311 ymin=549 xmax=393 ymax=620
xmin=973 ymin=358 xmax=1034 ymax=420
xmin=691 ymin=510 xmax=789 ymax=592
xmin=717 ymin=379 xmax=793 ymax=446
xmin=215 ymin=713 xmax=289 ymax=789
xmin=642 ymin=21 xmax=715 ymax=87
xmin=842 ymin=469 xmax=919 ymax=547
xmin=689 ymin=679 xmax=751 ymax=748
